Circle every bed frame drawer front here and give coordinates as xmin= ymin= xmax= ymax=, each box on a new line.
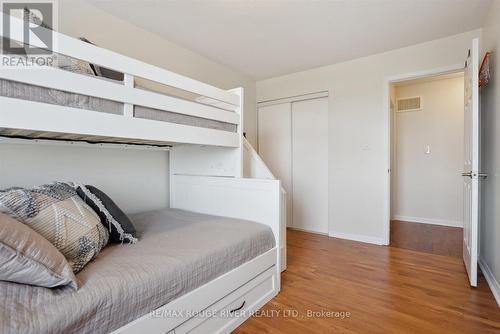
xmin=174 ymin=266 xmax=277 ymax=334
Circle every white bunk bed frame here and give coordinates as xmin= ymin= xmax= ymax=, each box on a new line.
xmin=0 ymin=13 xmax=281 ymax=334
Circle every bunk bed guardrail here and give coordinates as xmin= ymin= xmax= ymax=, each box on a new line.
xmin=0 ymin=12 xmax=242 ymax=148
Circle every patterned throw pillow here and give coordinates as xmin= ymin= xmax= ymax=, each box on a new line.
xmin=74 ymin=184 xmax=138 ymax=244
xmin=21 ymin=7 xmax=96 ymax=77
xmin=0 ymin=183 xmax=109 ymax=273
xmin=54 ymin=53 xmax=97 ymax=76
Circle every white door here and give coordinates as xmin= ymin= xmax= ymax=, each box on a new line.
xmin=291 ymin=97 xmax=329 ymax=234
xmin=258 ymin=103 xmax=293 ymax=228
xmin=462 ymin=38 xmax=480 ymax=287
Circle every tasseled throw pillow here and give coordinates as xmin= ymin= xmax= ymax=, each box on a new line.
xmin=74 ymin=184 xmax=137 ymax=244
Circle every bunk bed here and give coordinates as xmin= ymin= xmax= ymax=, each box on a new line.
xmin=0 ymin=19 xmax=241 ymax=148
xmin=0 ymin=13 xmax=282 ymax=334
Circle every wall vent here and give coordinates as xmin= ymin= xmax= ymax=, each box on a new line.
xmin=397 ymin=96 xmax=422 ymax=112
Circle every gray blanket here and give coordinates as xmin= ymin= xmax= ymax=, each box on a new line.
xmin=0 ymin=209 xmax=274 ymax=334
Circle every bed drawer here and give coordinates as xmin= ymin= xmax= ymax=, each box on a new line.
xmin=174 ymin=266 xmax=277 ymax=334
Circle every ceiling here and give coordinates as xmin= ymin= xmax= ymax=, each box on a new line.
xmin=85 ymin=0 xmax=492 ymax=80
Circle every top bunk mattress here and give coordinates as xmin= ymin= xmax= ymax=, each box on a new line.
xmin=0 ymin=208 xmax=275 ymax=334
xmin=0 ymin=79 xmax=238 ymax=135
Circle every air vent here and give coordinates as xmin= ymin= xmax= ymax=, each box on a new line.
xmin=397 ymin=97 xmax=422 ymax=112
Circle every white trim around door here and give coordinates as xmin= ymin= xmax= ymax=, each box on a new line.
xmin=382 ymin=64 xmax=466 ymax=246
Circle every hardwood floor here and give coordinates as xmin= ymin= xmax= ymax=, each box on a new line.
xmin=234 ymin=229 xmax=500 ymax=334
xmin=390 ymin=220 xmax=463 ymax=257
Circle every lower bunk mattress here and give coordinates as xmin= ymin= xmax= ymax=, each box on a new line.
xmin=0 ymin=209 xmax=275 ymax=334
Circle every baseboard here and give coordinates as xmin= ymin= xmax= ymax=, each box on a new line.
xmin=289 ymin=227 xmax=384 ymax=246
xmin=288 ymin=227 xmax=328 ymax=236
xmin=392 ymin=215 xmax=463 ymax=228
xmin=280 ymin=245 xmax=287 ymax=272
xmin=329 ymin=231 xmax=384 ymax=245
xmin=478 ymin=257 xmax=500 ymax=308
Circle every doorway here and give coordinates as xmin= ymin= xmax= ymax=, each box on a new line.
xmin=385 ymin=39 xmax=480 ymax=288
xmin=388 ymin=71 xmax=465 ymax=257
xmin=257 ymin=92 xmax=329 ymax=235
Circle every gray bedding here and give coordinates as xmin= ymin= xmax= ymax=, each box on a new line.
xmin=0 ymin=79 xmax=237 ymax=133
xmin=0 ymin=209 xmax=275 ymax=334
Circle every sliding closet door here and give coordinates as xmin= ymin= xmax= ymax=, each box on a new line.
xmin=258 ymin=103 xmax=293 ymax=227
xmin=291 ymin=97 xmax=329 ymax=234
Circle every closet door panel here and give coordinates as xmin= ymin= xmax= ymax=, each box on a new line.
xmin=258 ymin=103 xmax=293 ymax=227
xmin=292 ymin=98 xmax=329 ymax=234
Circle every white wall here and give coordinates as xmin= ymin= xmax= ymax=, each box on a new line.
xmin=257 ymin=30 xmax=480 ymax=244
xmin=479 ymin=0 xmax=500 ymax=303
xmin=392 ymin=76 xmax=464 ymax=227
xmin=58 ymin=0 xmax=257 ymax=145
xmin=0 ymin=143 xmax=169 ymax=214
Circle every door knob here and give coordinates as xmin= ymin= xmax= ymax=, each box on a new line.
xmin=461 ymin=172 xmax=488 ymax=179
